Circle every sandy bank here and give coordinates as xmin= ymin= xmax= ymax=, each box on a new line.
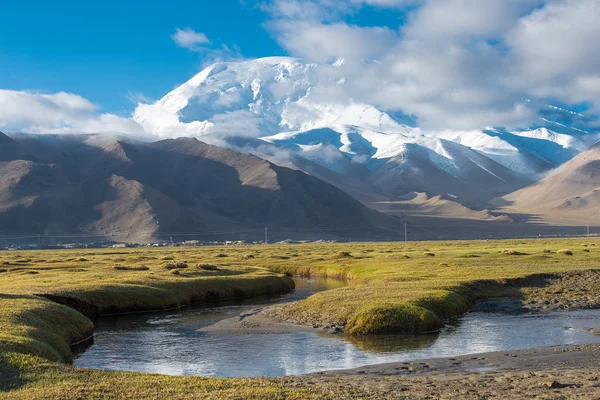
xmin=317 ymin=343 xmax=600 ymax=377
xmin=199 ymin=306 xmax=342 ymax=334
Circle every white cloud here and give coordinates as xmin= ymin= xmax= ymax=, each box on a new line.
xmin=172 ymin=27 xmax=211 ymax=51
xmin=126 ymin=91 xmax=154 ymax=105
xmin=403 ymin=0 xmax=544 ymax=42
xmin=270 ymin=21 xmax=398 ymax=63
xmin=505 ymin=0 xmax=600 ymax=110
xmin=0 ymin=89 xmax=145 ymax=134
xmin=255 ymin=0 xmax=600 ymax=130
xmin=7 ymin=0 xmax=600 ymax=137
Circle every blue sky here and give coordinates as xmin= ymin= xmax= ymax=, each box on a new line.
xmin=0 ymin=0 xmax=599 ymax=134
xmin=0 ymin=1 xmax=284 ymax=115
xmin=0 ymin=1 xmax=412 ymax=116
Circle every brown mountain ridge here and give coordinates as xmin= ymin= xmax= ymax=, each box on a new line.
xmin=494 ymin=141 xmax=600 ymax=225
xmin=0 ymin=132 xmax=398 ymax=243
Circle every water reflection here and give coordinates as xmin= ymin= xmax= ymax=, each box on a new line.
xmin=73 ymin=279 xmax=600 ymax=377
xmin=345 ymin=333 xmax=439 ymax=353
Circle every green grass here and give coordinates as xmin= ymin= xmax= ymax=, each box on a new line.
xmin=0 ymin=248 xmax=293 ymax=365
xmin=0 ymin=238 xmax=599 ymax=398
xmin=0 ymin=295 xmax=93 ymax=363
xmin=262 ymin=238 xmax=600 ymax=334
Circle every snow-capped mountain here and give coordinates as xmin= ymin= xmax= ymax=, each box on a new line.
xmin=134 ymin=57 xmax=600 ymax=207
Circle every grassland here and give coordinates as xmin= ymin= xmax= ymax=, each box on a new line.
xmin=1 ymin=238 xmax=599 ymax=399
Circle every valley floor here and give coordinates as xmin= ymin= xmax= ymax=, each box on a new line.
xmin=1 ymin=239 xmax=599 ymax=398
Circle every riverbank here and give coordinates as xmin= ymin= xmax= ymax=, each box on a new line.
xmin=312 ymin=343 xmax=600 ymax=399
xmin=322 ymin=343 xmax=600 ymax=377
xmin=201 ymin=269 xmax=600 ymax=336
xmin=0 ymin=250 xmax=294 ymax=363
xmin=261 ymin=240 xmax=600 ymax=335
xmin=3 ymin=344 xmax=600 ymax=399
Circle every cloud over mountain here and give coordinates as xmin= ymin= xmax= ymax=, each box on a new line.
xmin=0 ymin=89 xmax=145 ymax=135
xmin=2 ymin=0 xmax=600 ymax=136
xmin=259 ymin=0 xmax=600 ymax=130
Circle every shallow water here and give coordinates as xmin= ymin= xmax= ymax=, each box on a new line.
xmin=73 ymin=278 xmax=600 ymax=377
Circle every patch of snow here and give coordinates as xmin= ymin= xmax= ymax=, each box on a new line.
xmin=133 ymin=57 xmax=600 ymax=182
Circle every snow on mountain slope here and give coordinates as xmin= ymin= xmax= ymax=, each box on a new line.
xmin=133 ymin=57 xmax=600 ymax=204
xmin=135 ymin=57 xmax=405 ymax=137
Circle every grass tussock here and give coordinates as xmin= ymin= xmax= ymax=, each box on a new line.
xmin=500 ymin=249 xmax=526 ymax=256
xmin=113 ymin=265 xmax=150 ymax=271
xmin=197 ymin=263 xmax=219 ymax=271
xmin=164 ymin=262 xmax=188 ymax=270
xmin=557 ymin=249 xmax=574 ymax=256
xmin=346 ymin=303 xmax=443 ymax=335
xmin=335 ymin=251 xmax=353 ymax=259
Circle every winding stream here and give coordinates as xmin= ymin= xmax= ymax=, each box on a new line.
xmin=73 ymin=278 xmax=600 ymax=377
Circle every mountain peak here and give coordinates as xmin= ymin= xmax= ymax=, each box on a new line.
xmin=132 ymin=58 xmax=600 ymax=207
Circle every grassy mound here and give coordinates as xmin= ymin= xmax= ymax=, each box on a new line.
xmin=0 ymin=294 xmax=93 ymax=363
xmin=164 ymin=262 xmax=188 ymax=270
xmin=501 ymin=249 xmax=526 ymax=255
xmin=113 ymin=265 xmax=150 ymax=271
xmin=197 ymin=263 xmax=219 ymax=271
xmin=264 ymin=238 xmax=600 ymax=336
xmin=346 ymin=303 xmax=442 ymax=335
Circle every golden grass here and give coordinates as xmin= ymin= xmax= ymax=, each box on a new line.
xmin=0 ymin=247 xmax=294 ymax=368
xmin=0 ymin=238 xmax=599 ymax=398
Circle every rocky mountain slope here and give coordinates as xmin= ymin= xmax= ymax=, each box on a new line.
xmin=495 ymin=141 xmax=600 ymax=225
xmin=0 ymin=132 xmax=397 ymax=243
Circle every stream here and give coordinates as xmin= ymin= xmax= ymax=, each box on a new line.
xmin=73 ymin=277 xmax=600 ymax=377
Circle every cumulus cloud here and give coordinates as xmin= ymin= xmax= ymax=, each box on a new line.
xmin=269 ymin=21 xmax=398 ymax=63
xmin=256 ymin=0 xmax=600 ymax=130
xmin=505 ymin=0 xmax=600 ymax=110
xmin=171 ymin=27 xmax=211 ymax=51
xmin=8 ymin=1 xmax=599 ymax=137
xmin=403 ymin=0 xmax=544 ymax=42
xmin=0 ymin=89 xmax=145 ymax=134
